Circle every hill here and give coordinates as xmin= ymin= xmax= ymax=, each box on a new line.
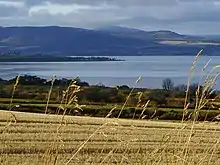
xmin=96 ymin=26 xmax=187 ymax=41
xmin=0 ymin=26 xmax=220 ymax=56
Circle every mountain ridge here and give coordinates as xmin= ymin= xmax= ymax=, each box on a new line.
xmin=0 ymin=26 xmax=219 ymax=56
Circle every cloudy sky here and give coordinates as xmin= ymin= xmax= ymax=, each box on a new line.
xmin=0 ymin=0 xmax=220 ymax=34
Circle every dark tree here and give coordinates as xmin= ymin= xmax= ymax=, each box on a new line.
xmin=173 ymin=84 xmax=187 ymax=98
xmin=175 ymin=84 xmax=187 ymax=92
xmin=189 ymin=83 xmax=203 ymax=98
xmin=162 ymin=78 xmax=174 ymax=91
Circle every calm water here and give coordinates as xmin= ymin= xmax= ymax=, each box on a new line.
xmin=0 ymin=56 xmax=220 ymax=88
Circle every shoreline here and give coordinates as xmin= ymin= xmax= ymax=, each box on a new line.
xmin=0 ymin=56 xmax=124 ymax=62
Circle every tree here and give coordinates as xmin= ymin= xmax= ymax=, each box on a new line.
xmin=188 ymin=83 xmax=204 ymax=98
xmin=173 ymin=84 xmax=187 ymax=98
xmin=162 ymin=78 xmax=174 ymax=91
xmin=175 ymin=84 xmax=187 ymax=92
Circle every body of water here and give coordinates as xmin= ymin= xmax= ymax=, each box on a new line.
xmin=0 ymin=56 xmax=220 ymax=88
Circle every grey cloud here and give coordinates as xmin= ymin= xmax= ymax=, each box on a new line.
xmin=0 ymin=3 xmax=27 ymax=17
xmin=23 ymin=0 xmax=178 ymax=6
xmin=0 ymin=0 xmax=220 ymax=34
xmin=0 ymin=5 xmax=21 ymax=17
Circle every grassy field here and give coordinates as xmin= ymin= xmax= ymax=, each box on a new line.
xmin=0 ymin=110 xmax=220 ymax=165
xmin=0 ymin=101 xmax=218 ymax=121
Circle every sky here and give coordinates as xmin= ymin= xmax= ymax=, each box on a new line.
xmin=0 ymin=0 xmax=220 ymax=35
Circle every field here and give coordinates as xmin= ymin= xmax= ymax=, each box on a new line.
xmin=0 ymin=110 xmax=220 ymax=165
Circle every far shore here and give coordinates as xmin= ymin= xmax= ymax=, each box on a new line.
xmin=0 ymin=55 xmax=124 ymax=62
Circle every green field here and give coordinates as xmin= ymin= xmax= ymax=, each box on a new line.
xmin=0 ymin=110 xmax=220 ymax=165
xmin=0 ymin=100 xmax=218 ymax=121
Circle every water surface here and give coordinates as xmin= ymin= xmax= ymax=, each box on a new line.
xmin=0 ymin=56 xmax=220 ymax=88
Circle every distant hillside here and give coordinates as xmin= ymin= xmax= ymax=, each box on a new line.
xmin=0 ymin=26 xmax=153 ymax=55
xmin=0 ymin=26 xmax=220 ymax=56
xmin=96 ymin=26 xmax=186 ymax=41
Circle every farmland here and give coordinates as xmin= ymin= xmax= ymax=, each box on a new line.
xmin=0 ymin=110 xmax=220 ymax=165
xmin=0 ymin=74 xmax=219 ymax=164
xmin=0 ymin=75 xmax=219 ymax=121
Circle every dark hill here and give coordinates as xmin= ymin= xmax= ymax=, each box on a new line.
xmin=0 ymin=26 xmax=154 ymax=55
xmin=0 ymin=26 xmax=219 ymax=56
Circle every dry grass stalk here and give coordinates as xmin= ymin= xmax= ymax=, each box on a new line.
xmin=7 ymin=74 xmax=20 ymax=124
xmin=45 ymin=75 xmax=56 ymax=115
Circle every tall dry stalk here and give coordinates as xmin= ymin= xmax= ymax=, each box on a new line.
xmin=117 ymin=76 xmax=142 ymax=118
xmin=183 ymin=49 xmax=203 ymax=121
xmin=45 ymin=75 xmax=56 ymax=114
xmin=7 ymin=74 xmax=20 ymax=124
xmin=181 ymin=50 xmax=220 ymax=164
xmin=42 ymin=77 xmax=82 ymax=165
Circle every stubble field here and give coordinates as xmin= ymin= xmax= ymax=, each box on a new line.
xmin=0 ymin=110 xmax=219 ymax=165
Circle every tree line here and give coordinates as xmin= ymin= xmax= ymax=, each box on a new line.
xmin=0 ymin=75 xmax=218 ymax=110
